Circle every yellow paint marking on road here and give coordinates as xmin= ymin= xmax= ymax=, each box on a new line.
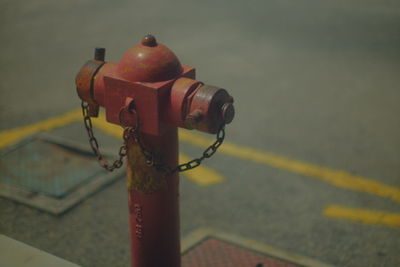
xmin=179 ymin=154 xmax=224 ymax=185
xmin=90 ymin=115 xmax=125 ymax=139
xmin=1 ymin=109 xmax=398 ymax=196
xmin=179 ymin=129 xmax=400 ymax=203
xmin=324 ymin=205 xmax=400 ymax=227
xmin=92 ymin=117 xmax=224 ymax=186
xmin=0 ymin=109 xmax=81 ymax=149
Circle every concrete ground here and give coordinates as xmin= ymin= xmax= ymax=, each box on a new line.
xmin=1 ymin=0 xmax=399 ymax=266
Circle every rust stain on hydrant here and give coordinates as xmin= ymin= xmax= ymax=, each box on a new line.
xmin=126 ymin=144 xmax=166 ymax=194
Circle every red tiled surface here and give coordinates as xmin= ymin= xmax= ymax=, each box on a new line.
xmin=182 ymin=237 xmax=299 ymax=267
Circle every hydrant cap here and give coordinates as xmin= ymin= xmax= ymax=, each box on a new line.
xmin=119 ymin=35 xmax=183 ymax=82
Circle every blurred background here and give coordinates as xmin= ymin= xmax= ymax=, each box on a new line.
xmin=0 ymin=0 xmax=399 ymax=266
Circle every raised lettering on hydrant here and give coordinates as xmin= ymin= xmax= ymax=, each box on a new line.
xmin=75 ymin=34 xmax=235 ymax=267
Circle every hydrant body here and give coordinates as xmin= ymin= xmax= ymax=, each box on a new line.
xmin=127 ymin=130 xmax=180 ymax=267
xmin=76 ymin=35 xmax=234 ymax=267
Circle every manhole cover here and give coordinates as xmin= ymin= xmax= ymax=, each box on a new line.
xmin=0 ymin=135 xmax=104 ymax=197
xmin=0 ymin=134 xmax=124 ymax=215
xmin=181 ymin=228 xmax=332 ymax=267
xmin=182 ymin=237 xmax=299 ymax=267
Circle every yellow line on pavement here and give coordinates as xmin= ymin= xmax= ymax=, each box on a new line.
xmin=92 ymin=117 xmax=224 ymax=186
xmin=179 ymin=154 xmax=224 ymax=185
xmin=323 ymin=205 xmax=400 ymax=227
xmin=0 ymin=109 xmax=81 ymax=149
xmin=1 ymin=109 xmax=398 ymax=199
xmin=179 ymin=130 xmax=400 ymax=203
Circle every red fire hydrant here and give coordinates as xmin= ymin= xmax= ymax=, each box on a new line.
xmin=75 ymin=34 xmax=235 ymax=267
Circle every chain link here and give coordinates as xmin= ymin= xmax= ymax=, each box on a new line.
xmin=131 ymin=122 xmax=225 ymax=174
xmin=81 ymin=101 xmax=225 ymax=174
xmin=174 ymin=126 xmax=225 ymax=173
xmin=81 ymin=101 xmax=130 ymax=172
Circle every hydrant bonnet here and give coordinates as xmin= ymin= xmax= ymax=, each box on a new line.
xmin=118 ymin=35 xmax=183 ymax=83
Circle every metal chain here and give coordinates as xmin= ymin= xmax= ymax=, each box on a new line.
xmin=175 ymin=125 xmax=225 ymax=173
xmin=81 ymin=101 xmax=225 ymax=174
xmin=81 ymin=101 xmax=130 ymax=171
xmin=132 ymin=123 xmax=225 ymax=174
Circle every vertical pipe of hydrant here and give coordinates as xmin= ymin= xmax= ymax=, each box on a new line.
xmin=127 ymin=128 xmax=180 ymax=267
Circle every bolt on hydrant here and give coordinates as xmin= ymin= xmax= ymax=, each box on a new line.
xmin=75 ymin=34 xmax=235 ymax=267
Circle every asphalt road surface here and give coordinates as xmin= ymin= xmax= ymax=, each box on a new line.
xmin=1 ymin=0 xmax=399 ymax=266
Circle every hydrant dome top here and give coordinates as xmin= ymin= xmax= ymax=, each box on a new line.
xmin=118 ymin=35 xmax=183 ymax=83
